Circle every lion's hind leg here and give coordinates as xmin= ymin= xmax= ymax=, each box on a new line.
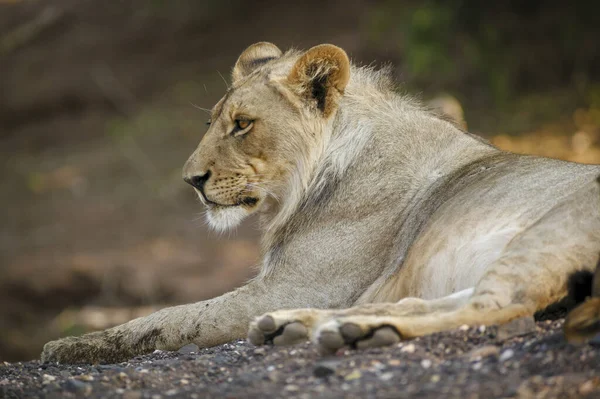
xmin=313 ymin=178 xmax=600 ymax=352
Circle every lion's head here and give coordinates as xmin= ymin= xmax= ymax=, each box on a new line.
xmin=183 ymin=42 xmax=350 ymax=231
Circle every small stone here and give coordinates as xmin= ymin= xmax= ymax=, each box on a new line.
xmin=78 ymin=374 xmax=95 ymax=382
xmin=468 ymin=345 xmax=500 ymax=361
xmin=478 ymin=325 xmax=486 ymax=333
xmin=60 ymin=370 xmax=71 ymax=378
xmin=285 ymin=384 xmax=299 ymax=391
xmin=431 ymin=374 xmax=441 ymax=383
xmin=579 ymin=379 xmax=598 ymax=395
xmin=165 ymin=389 xmax=178 ymax=396
xmin=421 ymin=359 xmax=432 ymax=369
xmin=379 ymin=372 xmax=394 ymax=381
xmin=388 ymin=359 xmax=401 ymax=366
xmin=472 ymin=362 xmax=483 ymax=371
xmin=499 ymin=349 xmax=515 ymax=362
xmin=123 ymin=392 xmax=142 ymax=399
xmin=313 ymin=360 xmax=339 ymax=378
xmin=42 ymin=374 xmax=56 ymax=383
xmin=588 ymin=333 xmax=600 ymax=346
xmin=253 ymin=347 xmax=267 ymax=356
xmin=180 ymin=379 xmax=189 ymax=385
xmin=117 ymin=372 xmax=129 ymax=381
xmin=496 ymin=317 xmax=536 ymax=341
xmin=178 ymin=344 xmax=200 ymax=354
xmin=401 ymin=343 xmax=416 ymax=353
xmin=116 ymin=388 xmax=125 ymax=394
xmin=344 ymin=370 xmax=362 ymax=381
xmin=65 ymin=379 xmax=90 ymax=393
xmin=459 ymin=325 xmax=469 ymax=331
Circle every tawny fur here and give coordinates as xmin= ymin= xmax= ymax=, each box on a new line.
xmin=42 ymin=43 xmax=600 ymax=364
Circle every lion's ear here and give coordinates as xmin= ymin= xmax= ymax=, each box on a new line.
xmin=232 ymin=42 xmax=282 ymax=82
xmin=287 ymin=44 xmax=350 ymax=117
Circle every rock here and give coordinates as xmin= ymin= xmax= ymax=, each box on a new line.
xmin=499 ymin=349 xmax=515 ymax=362
xmin=468 ymin=345 xmax=500 ymax=361
xmin=344 ymin=370 xmax=362 ymax=381
xmin=496 ymin=317 xmax=536 ymax=341
xmin=178 ymin=344 xmax=199 ymax=354
xmin=123 ymin=391 xmax=142 ymax=399
xmin=401 ymin=343 xmax=416 ymax=353
xmin=313 ymin=360 xmax=339 ymax=378
xmin=65 ymin=379 xmax=90 ymax=393
xmin=253 ymin=347 xmax=267 ymax=356
xmin=421 ymin=359 xmax=432 ymax=369
xmin=379 ymin=372 xmax=394 ymax=381
xmin=78 ymin=374 xmax=95 ymax=382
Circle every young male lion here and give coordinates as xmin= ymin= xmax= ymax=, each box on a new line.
xmin=42 ymin=43 xmax=600 ymax=363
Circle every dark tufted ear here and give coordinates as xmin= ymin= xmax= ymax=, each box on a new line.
xmin=287 ymin=44 xmax=350 ymax=118
xmin=232 ymin=42 xmax=282 ymax=82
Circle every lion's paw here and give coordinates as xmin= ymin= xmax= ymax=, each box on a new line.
xmin=41 ymin=336 xmax=97 ymax=364
xmin=41 ymin=331 xmax=131 ymax=364
xmin=248 ymin=309 xmax=331 ymax=346
xmin=314 ymin=316 xmax=402 ymax=354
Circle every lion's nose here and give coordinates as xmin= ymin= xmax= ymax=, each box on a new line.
xmin=183 ymin=170 xmax=211 ymax=194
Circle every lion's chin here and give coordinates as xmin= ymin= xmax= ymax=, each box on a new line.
xmin=205 ymin=205 xmax=251 ymax=232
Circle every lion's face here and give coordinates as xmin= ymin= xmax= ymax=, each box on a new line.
xmin=183 ymin=42 xmax=350 ymax=231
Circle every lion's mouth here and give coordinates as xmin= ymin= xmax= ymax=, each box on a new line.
xmin=197 ymin=191 xmax=259 ymax=209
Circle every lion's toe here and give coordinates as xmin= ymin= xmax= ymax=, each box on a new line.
xmin=315 ymin=318 xmax=402 ymax=352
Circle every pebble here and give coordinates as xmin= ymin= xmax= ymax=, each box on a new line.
xmin=42 ymin=374 xmax=56 ymax=384
xmin=178 ymin=344 xmax=199 ymax=354
xmin=579 ymin=379 xmax=598 ymax=395
xmin=459 ymin=324 xmax=470 ymax=331
xmin=468 ymin=345 xmax=500 ymax=361
xmin=123 ymin=391 xmax=142 ymax=399
xmin=313 ymin=360 xmax=339 ymax=378
xmin=499 ymin=349 xmax=515 ymax=362
xmin=388 ymin=359 xmax=401 ymax=366
xmin=379 ymin=372 xmax=394 ymax=381
xmin=285 ymin=384 xmax=299 ymax=391
xmin=65 ymin=379 xmax=90 ymax=393
xmin=421 ymin=359 xmax=432 ymax=369
xmin=496 ymin=317 xmax=536 ymax=341
xmin=253 ymin=347 xmax=267 ymax=356
xmin=401 ymin=343 xmax=416 ymax=353
xmin=431 ymin=374 xmax=441 ymax=383
xmin=78 ymin=374 xmax=95 ymax=382
xmin=344 ymin=370 xmax=362 ymax=381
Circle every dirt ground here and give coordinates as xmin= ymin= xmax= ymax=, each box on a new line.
xmin=2 ymin=319 xmax=600 ymax=398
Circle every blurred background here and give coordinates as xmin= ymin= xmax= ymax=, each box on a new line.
xmin=1 ymin=0 xmax=600 ymax=362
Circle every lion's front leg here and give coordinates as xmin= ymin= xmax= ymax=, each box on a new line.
xmin=41 ymin=280 xmax=318 ymax=364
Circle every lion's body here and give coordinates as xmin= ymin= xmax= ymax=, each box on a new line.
xmin=42 ymin=43 xmax=600 ymax=363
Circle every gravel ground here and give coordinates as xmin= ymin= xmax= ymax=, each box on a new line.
xmin=2 ymin=319 xmax=599 ymax=399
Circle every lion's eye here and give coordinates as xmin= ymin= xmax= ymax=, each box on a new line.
xmin=236 ymin=120 xmax=251 ymax=130
xmin=232 ymin=119 xmax=253 ymax=136
xmin=206 ymin=119 xmax=212 ymax=126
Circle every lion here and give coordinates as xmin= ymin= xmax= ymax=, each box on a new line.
xmin=41 ymin=42 xmax=600 ymax=364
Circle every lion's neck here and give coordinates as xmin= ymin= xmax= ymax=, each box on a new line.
xmin=257 ymin=81 xmax=498 ymax=279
